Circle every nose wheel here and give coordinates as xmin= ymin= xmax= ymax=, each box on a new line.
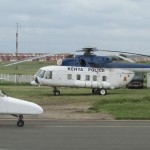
xmin=53 ymin=87 xmax=60 ymax=96
xmin=17 ymin=115 xmax=24 ymax=127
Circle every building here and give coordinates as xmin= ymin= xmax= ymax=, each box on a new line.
xmin=0 ymin=53 xmax=70 ymax=62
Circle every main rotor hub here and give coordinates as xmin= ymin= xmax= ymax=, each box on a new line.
xmin=76 ymin=47 xmax=98 ymax=55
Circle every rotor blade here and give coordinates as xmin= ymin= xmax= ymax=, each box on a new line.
xmin=76 ymin=47 xmax=150 ymax=57
xmin=111 ymin=54 xmax=135 ymax=63
xmin=99 ymin=49 xmax=150 ymax=57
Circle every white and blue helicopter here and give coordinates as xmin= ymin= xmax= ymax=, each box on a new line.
xmin=5 ymin=47 xmax=150 ymax=96
xmin=30 ymin=48 xmax=150 ymax=96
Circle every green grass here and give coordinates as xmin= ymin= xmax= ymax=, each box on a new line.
xmin=1 ymin=61 xmax=150 ymax=119
xmin=1 ymin=84 xmax=150 ymax=119
xmin=0 ymin=85 xmax=98 ymax=105
xmin=89 ymin=88 xmax=150 ymax=119
xmin=0 ymin=61 xmax=56 ymax=74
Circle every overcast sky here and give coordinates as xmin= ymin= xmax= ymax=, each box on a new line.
xmin=0 ymin=0 xmax=150 ymax=54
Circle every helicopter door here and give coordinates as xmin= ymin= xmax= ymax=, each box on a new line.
xmin=55 ymin=70 xmax=68 ymax=86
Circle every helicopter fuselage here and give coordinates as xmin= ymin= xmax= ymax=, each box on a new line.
xmin=31 ymin=65 xmax=135 ymax=95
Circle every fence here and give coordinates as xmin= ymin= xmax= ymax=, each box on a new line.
xmin=0 ymin=74 xmax=34 ymax=83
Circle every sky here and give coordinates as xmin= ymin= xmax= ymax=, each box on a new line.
xmin=0 ymin=0 xmax=150 ymax=55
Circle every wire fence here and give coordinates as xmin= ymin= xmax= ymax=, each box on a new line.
xmin=0 ymin=74 xmax=34 ymax=83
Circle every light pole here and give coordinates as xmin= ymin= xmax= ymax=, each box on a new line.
xmin=16 ymin=23 xmax=21 ymax=69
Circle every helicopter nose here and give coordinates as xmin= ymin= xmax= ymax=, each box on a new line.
xmin=31 ymin=80 xmax=39 ymax=85
xmin=31 ymin=77 xmax=39 ymax=85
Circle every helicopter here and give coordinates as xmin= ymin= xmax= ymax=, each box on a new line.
xmin=30 ymin=47 xmax=150 ymax=96
xmin=4 ymin=47 xmax=150 ymax=96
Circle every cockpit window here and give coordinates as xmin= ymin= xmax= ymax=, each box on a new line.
xmin=39 ymin=70 xmax=46 ymax=78
xmin=35 ymin=69 xmax=42 ymax=76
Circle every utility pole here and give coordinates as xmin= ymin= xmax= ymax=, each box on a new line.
xmin=16 ymin=23 xmax=21 ymax=70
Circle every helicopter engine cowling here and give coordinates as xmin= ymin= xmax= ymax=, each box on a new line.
xmin=79 ymin=59 xmax=86 ymax=66
xmin=59 ymin=54 xmax=113 ymax=67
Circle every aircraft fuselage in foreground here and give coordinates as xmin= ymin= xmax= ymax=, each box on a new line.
xmin=0 ymin=91 xmax=43 ymax=127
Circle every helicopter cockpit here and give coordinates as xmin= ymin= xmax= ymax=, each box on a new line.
xmin=32 ymin=68 xmax=53 ymax=85
xmin=35 ymin=69 xmax=53 ymax=79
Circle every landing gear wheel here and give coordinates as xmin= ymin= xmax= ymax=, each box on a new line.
xmin=17 ymin=120 xmax=24 ymax=127
xmin=92 ymin=88 xmax=99 ymax=94
xmin=99 ymin=88 xmax=107 ymax=95
xmin=17 ymin=115 xmax=24 ymax=127
xmin=53 ymin=90 xmax=60 ymax=96
xmin=53 ymin=87 xmax=60 ymax=96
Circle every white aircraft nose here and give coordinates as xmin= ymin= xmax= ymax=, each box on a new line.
xmin=31 ymin=80 xmax=39 ymax=86
xmin=18 ymin=101 xmax=44 ymax=115
xmin=0 ymin=96 xmax=44 ymax=115
xmin=31 ymin=103 xmax=43 ymax=114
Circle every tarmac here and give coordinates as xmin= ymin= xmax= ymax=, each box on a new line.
xmin=0 ymin=120 xmax=150 ymax=150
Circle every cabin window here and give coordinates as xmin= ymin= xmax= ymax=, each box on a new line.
xmin=102 ymin=76 xmax=107 ymax=81
xmin=45 ymin=71 xmax=52 ymax=79
xmin=93 ymin=75 xmax=97 ymax=81
xmin=67 ymin=74 xmax=72 ymax=80
xmin=77 ymin=74 xmax=81 ymax=80
xmin=86 ymin=75 xmax=90 ymax=81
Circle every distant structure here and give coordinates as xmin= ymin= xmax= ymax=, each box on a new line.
xmin=127 ymin=55 xmax=150 ymax=62
xmin=112 ymin=55 xmax=150 ymax=62
xmin=0 ymin=53 xmax=70 ymax=62
xmin=1 ymin=53 xmax=150 ymax=62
